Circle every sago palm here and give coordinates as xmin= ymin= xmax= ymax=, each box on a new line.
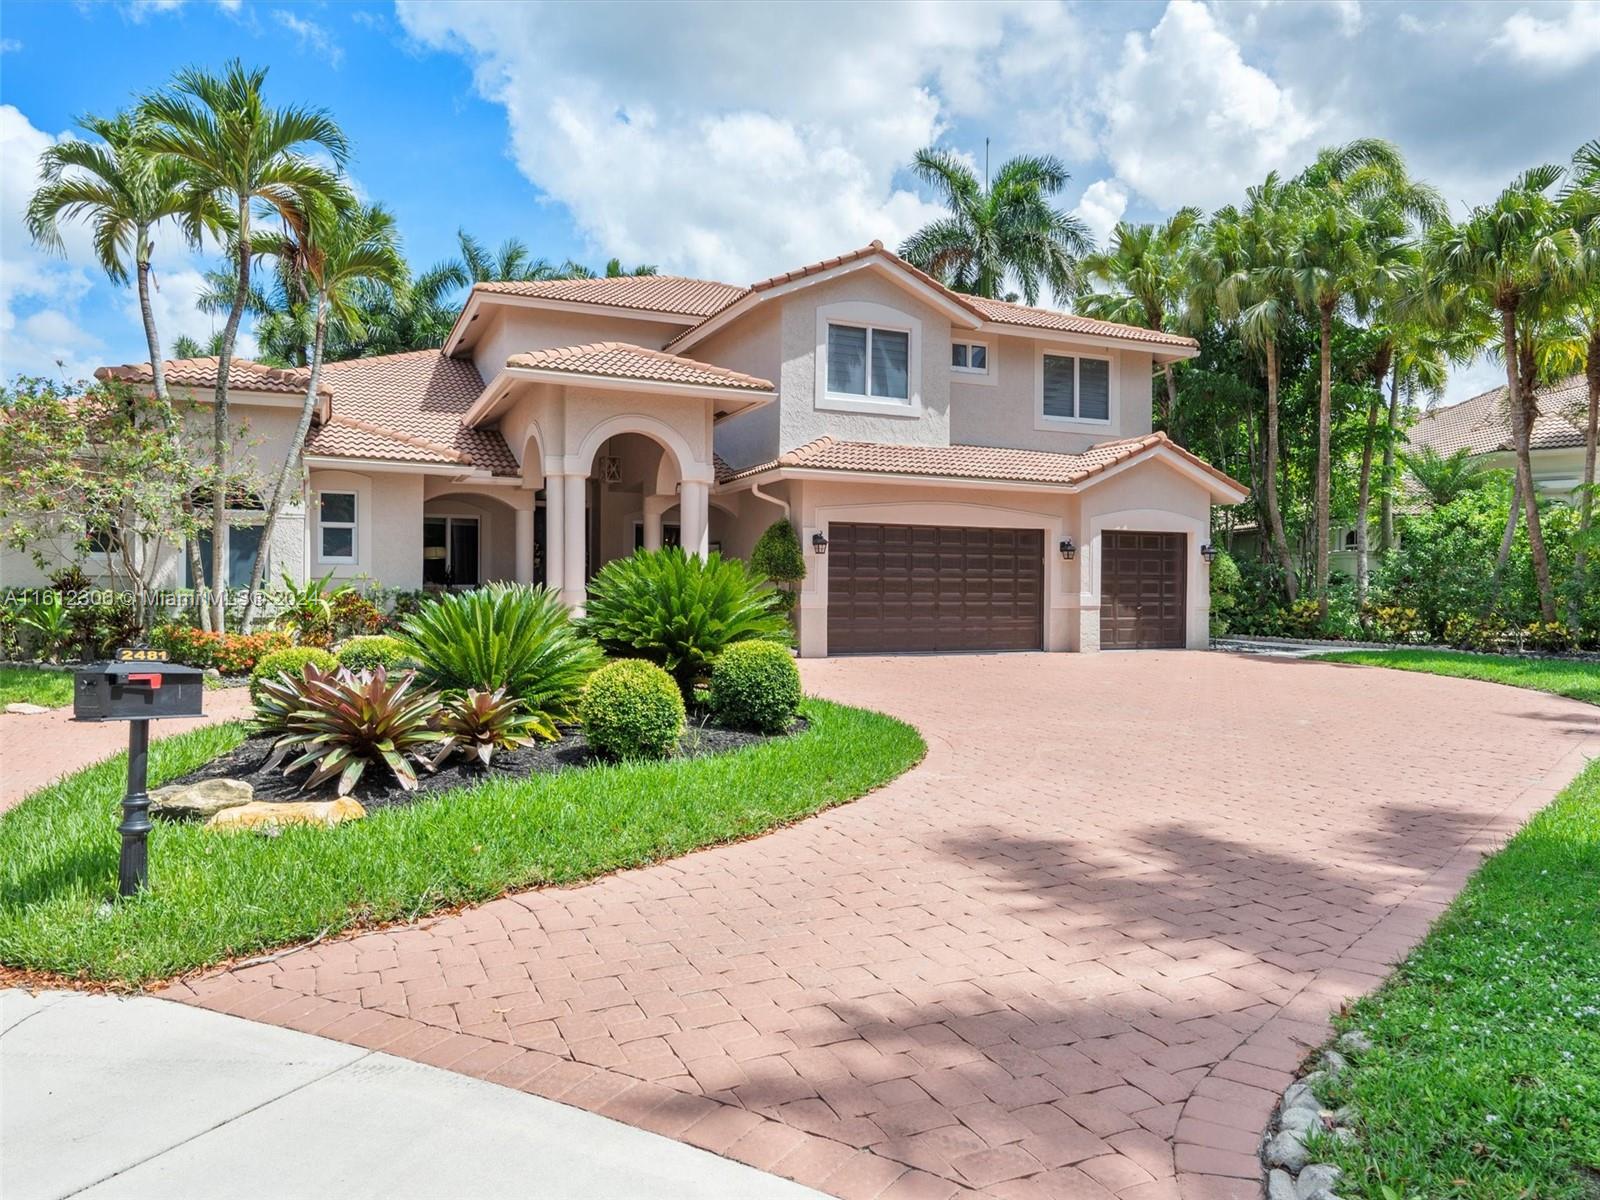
xmin=1078 ymin=207 xmax=1201 ymax=431
xmin=138 ymin=59 xmax=348 ymax=630
xmin=899 ymin=147 xmax=1091 ymax=306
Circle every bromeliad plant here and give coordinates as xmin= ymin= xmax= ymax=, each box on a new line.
xmin=428 ymin=688 xmax=547 ymax=768
xmin=579 ymin=548 xmax=790 ymax=702
xmin=261 ymin=664 xmax=445 ymax=795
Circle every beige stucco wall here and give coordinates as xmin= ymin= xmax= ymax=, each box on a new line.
xmin=949 ymin=339 xmax=1156 ymax=452
xmin=469 ymin=307 xmax=688 ymax=385
xmin=307 ymin=468 xmax=425 ymax=590
xmin=695 ymin=303 xmax=783 ymax=471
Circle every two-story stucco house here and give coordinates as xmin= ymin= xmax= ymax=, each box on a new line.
xmin=11 ymin=241 xmax=1249 ymax=655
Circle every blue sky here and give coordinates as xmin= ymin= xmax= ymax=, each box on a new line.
xmin=2 ymin=0 xmax=1597 ymax=402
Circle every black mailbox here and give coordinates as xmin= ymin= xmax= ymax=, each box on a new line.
xmin=74 ymin=660 xmax=205 ymax=722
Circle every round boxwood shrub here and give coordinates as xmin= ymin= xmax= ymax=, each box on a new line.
xmin=249 ymin=647 xmax=339 ymax=703
xmin=708 ymin=641 xmax=802 ymax=733
xmin=336 ymin=634 xmax=415 ymax=672
xmin=579 ymin=659 xmax=685 ymax=761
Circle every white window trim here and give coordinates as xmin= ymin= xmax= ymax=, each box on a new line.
xmin=316 ymin=490 xmax=359 ymax=564
xmin=950 ymin=338 xmax=996 ymax=387
xmin=814 ymin=300 xmax=923 ymax=417
xmin=1035 ymin=348 xmax=1116 ymax=431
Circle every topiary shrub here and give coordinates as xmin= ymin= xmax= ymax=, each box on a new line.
xmin=750 ymin=519 xmax=806 ymax=615
xmin=579 ymin=548 xmax=790 ymax=702
xmin=708 ymin=641 xmax=802 ymax=733
xmin=337 ymin=634 xmax=415 ymax=672
xmin=249 ymin=646 xmax=339 ymax=703
xmin=578 ymin=659 xmax=685 ymax=761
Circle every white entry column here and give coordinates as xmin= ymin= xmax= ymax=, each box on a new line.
xmin=680 ymin=479 xmax=710 ymax=560
xmin=513 ymin=502 xmax=535 ymax=585
xmin=562 ymin=473 xmax=588 ymax=607
xmin=641 ymin=495 xmax=671 ymax=552
xmin=544 ymin=474 xmax=565 ymax=598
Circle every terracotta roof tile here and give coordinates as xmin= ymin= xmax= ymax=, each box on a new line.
xmin=95 ymin=355 xmax=332 ymax=397
xmin=722 ymin=432 xmax=1244 ymax=494
xmin=507 ymin=342 xmax=774 ymax=391
xmin=1408 ymin=374 xmax=1587 ymax=456
xmin=473 ymin=275 xmax=745 ymax=318
xmin=964 ymin=296 xmax=1199 ymax=349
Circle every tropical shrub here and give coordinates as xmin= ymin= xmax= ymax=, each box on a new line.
xmin=429 ymin=688 xmax=547 ymax=767
xmin=250 ymin=646 xmax=339 ymax=703
xmin=580 ymin=548 xmax=790 ymax=701
xmin=17 ymin=592 xmax=75 ymax=661
xmin=264 ymin=666 xmax=445 ymax=795
xmin=150 ymin=623 xmax=220 ymax=668
xmin=579 ymin=659 xmax=685 ymax=761
xmin=274 ymin=571 xmax=340 ymax=647
xmin=708 ymin=641 xmax=801 ymax=733
xmin=336 ymin=634 xmax=414 ymax=672
xmin=331 ymin=588 xmax=386 ymax=637
xmin=399 ymin=583 xmax=601 ymax=724
xmin=1207 ymin=547 xmax=1242 ymax=638
xmin=214 ymin=630 xmax=293 ymax=676
xmin=750 ymin=519 xmax=806 ymax=615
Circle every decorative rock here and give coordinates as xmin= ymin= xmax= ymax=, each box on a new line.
xmin=1320 ymin=1049 xmax=1349 ymax=1074
xmin=1282 ymin=1082 xmax=1320 ymax=1113
xmin=1264 ymin=1129 xmax=1310 ymax=1172
xmin=1296 ymin=1163 xmax=1342 ymax=1200
xmin=5 ymin=702 xmax=51 ymax=715
xmin=1267 ymin=1168 xmax=1297 ymax=1200
xmin=1279 ymin=1105 xmax=1322 ymax=1134
xmin=206 ymin=798 xmax=365 ymax=831
xmin=1337 ymin=1030 xmax=1374 ymax=1055
xmin=1302 ymin=1069 xmax=1329 ymax=1090
xmin=1330 ymin=1106 xmax=1356 ymax=1127
xmin=150 ymin=778 xmax=254 ymax=820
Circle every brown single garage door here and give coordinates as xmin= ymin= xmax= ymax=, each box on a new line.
xmin=828 ymin=523 xmax=1044 ymax=653
xmin=1100 ymin=531 xmax=1186 ymax=649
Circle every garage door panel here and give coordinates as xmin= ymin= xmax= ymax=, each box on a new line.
xmin=1100 ymin=531 xmax=1185 ymax=649
xmin=829 ymin=523 xmax=1044 ymax=653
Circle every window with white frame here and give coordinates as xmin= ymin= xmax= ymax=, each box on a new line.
xmin=318 ymin=491 xmax=357 ymax=562
xmin=951 ymin=340 xmax=989 ymax=374
xmin=1040 ymin=352 xmax=1111 ymax=422
xmin=186 ymin=525 xmax=266 ymax=589
xmin=826 ymin=322 xmax=910 ymax=402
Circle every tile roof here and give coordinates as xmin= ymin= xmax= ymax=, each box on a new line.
xmin=1408 ymin=374 xmax=1588 ymax=456
xmin=473 ymin=275 xmax=746 ymax=318
xmin=96 ymin=355 xmax=332 ymax=397
xmin=506 ymin=342 xmax=774 ymax=392
xmin=721 ymin=431 xmax=1244 ymax=494
xmin=313 ymin=349 xmax=519 ymax=474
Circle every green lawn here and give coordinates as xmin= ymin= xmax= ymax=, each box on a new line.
xmin=1311 ymin=649 xmax=1600 ymax=706
xmin=0 ymin=666 xmax=75 ymax=708
xmin=1302 ymin=649 xmax=1600 ymax=1199
xmin=0 ymin=699 xmax=924 ymax=987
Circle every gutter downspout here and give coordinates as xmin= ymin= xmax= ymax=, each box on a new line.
xmin=748 ymin=480 xmax=790 ymax=518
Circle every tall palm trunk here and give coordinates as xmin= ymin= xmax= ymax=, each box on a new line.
xmin=1380 ymin=373 xmax=1400 ymax=553
xmin=128 ymin=225 xmax=165 ymax=632
xmin=241 ymin=292 xmax=328 ymax=630
xmin=1159 ymin=362 xmax=1178 ymax=435
xmin=1263 ymin=341 xmax=1298 ymax=601
xmin=1493 ymin=475 xmax=1520 ymax=596
xmin=1500 ymin=308 xmax=1557 ymax=622
xmin=208 ymin=198 xmax=253 ymax=631
xmin=1355 ymin=391 xmax=1379 ymax=614
xmin=1314 ymin=303 xmax=1333 ymax=621
xmin=1569 ymin=324 xmax=1599 ymax=633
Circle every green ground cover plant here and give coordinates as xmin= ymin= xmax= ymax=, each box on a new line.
xmin=0 ymin=666 xmax=74 ymax=708
xmin=1311 ymin=649 xmax=1600 ymax=706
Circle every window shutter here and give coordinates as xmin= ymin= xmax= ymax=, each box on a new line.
xmin=1042 ymin=355 xmax=1075 ymax=418
xmin=870 ymin=329 xmax=910 ymax=400
xmin=1079 ymin=359 xmax=1110 ymax=420
xmin=827 ymin=324 xmax=867 ymax=395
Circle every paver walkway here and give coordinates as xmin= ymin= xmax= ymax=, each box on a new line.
xmin=0 ymin=686 xmax=253 ymax=814
xmin=166 ymin=653 xmax=1600 ymax=1200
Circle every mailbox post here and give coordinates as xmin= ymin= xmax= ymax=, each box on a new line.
xmin=73 ymin=652 xmax=205 ymax=897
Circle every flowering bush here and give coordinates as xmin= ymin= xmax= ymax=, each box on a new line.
xmin=150 ymin=625 xmax=292 ymax=674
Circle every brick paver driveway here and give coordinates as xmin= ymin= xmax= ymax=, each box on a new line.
xmin=167 ymin=653 xmax=1600 ymax=1200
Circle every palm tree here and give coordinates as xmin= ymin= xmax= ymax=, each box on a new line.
xmin=1379 ymin=323 xmax=1457 ymax=552
xmin=1289 ymin=139 xmax=1444 ymax=618
xmin=1399 ymin=446 xmax=1497 ymax=507
xmin=171 ymin=332 xmax=225 ymax=358
xmin=25 ymin=112 xmax=221 ymax=404
xmin=899 ymin=147 xmax=1091 ymax=306
xmin=1559 ymin=140 xmax=1600 ymax=628
xmin=139 ymin=59 xmax=348 ymax=630
xmin=1078 ymin=208 xmax=1201 ymax=432
xmin=1424 ymin=165 xmax=1587 ymax=623
xmin=239 ymin=199 xmax=406 ymax=629
xmin=559 ymin=257 xmax=660 ymax=279
xmin=1200 ymin=176 xmax=1303 ymax=599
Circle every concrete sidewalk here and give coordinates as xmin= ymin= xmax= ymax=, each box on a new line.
xmin=0 ymin=989 xmax=824 ymax=1200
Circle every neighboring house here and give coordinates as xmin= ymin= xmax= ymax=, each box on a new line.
xmin=3 ymin=240 xmax=1249 ymax=655
xmin=1407 ymin=374 xmax=1590 ymax=498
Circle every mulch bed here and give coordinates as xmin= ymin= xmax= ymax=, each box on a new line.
xmin=166 ymin=715 xmax=808 ymax=812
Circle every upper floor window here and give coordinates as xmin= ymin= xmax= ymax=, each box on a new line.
xmin=318 ymin=491 xmax=358 ymax=563
xmin=827 ymin=323 xmax=910 ymax=402
xmin=1040 ymin=352 xmax=1111 ymax=424
xmin=951 ymin=340 xmax=989 ymax=374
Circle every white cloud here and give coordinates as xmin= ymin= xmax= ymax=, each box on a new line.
xmin=1 ymin=37 xmax=22 ymax=53
xmin=1076 ymin=180 xmax=1128 ymax=248
xmin=273 ymin=10 xmax=343 ymax=67
xmin=1101 ymin=0 xmax=1319 ymax=210
xmin=1495 ymin=2 xmax=1600 ymax=72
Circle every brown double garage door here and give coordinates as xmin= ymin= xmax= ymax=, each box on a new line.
xmin=827 ymin=522 xmax=1186 ymax=653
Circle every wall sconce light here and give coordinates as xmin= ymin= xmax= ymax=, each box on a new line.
xmin=1058 ymin=538 xmax=1076 ymax=561
xmin=1200 ymin=543 xmax=1217 ymax=564
xmin=812 ymin=532 xmax=829 ymax=555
